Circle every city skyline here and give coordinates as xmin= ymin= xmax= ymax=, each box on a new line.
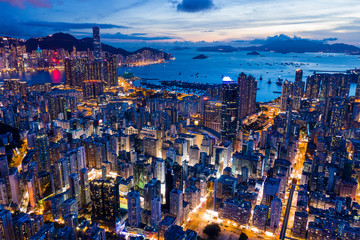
xmin=1 ymin=0 xmax=360 ymax=46
xmin=1 ymin=2 xmax=360 ymax=240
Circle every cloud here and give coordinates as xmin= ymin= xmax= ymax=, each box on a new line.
xmin=322 ymin=37 xmax=337 ymax=42
xmin=23 ymin=21 xmax=129 ymax=31
xmin=101 ymin=32 xmax=177 ymax=41
xmin=177 ymin=0 xmax=215 ymax=12
xmin=0 ymin=0 xmax=51 ymax=8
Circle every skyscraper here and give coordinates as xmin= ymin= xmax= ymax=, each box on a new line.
xmin=238 ymin=72 xmax=257 ymax=119
xmin=280 ymin=80 xmax=293 ymax=111
xmin=165 ymin=168 xmax=175 ymax=211
xmin=88 ymin=62 xmax=103 ymax=81
xmin=143 ymin=178 xmax=161 ymax=210
xmin=0 ymin=207 xmax=15 ymax=240
xmin=79 ymin=168 xmax=91 ymax=209
xmin=270 ymin=196 xmax=282 ymax=232
xmin=90 ymin=179 xmax=120 ymax=225
xmin=151 ymin=196 xmax=161 ymax=229
xmin=127 ymin=190 xmax=141 ymax=228
xmin=170 ymin=188 xmax=183 ymax=225
xmin=221 ymin=77 xmax=239 ymax=143
xmin=104 ymin=56 xmax=118 ymax=86
xmin=82 ymin=80 xmax=104 ymax=99
xmin=93 ymin=26 xmax=102 ymax=62
xmin=203 ymin=98 xmax=222 ymax=132
xmin=36 ymin=134 xmax=50 ymax=172
xmin=292 ymin=69 xmax=304 ymax=111
xmin=0 ymin=155 xmax=10 ymax=205
xmin=69 ymin=173 xmax=80 ymax=205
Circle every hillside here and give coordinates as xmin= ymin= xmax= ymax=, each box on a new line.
xmin=197 ymin=35 xmax=360 ymax=54
xmin=0 ymin=32 xmax=171 ymax=59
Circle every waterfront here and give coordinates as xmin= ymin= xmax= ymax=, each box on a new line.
xmin=119 ymin=48 xmax=359 ymax=102
xmin=1 ymin=49 xmax=359 ymax=102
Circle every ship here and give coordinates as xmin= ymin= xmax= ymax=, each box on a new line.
xmin=267 ymin=79 xmax=272 ymax=84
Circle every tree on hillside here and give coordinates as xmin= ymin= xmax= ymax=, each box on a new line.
xmin=239 ymin=232 xmax=248 ymax=240
xmin=203 ymin=223 xmax=221 ymax=239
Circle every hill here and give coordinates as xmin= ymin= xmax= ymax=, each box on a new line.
xmin=0 ymin=32 xmax=171 ymax=58
xmin=197 ymin=35 xmax=360 ymax=54
xmin=242 ymin=38 xmax=360 ymax=54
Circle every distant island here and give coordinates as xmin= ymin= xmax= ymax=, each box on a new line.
xmin=247 ymin=51 xmax=260 ymax=56
xmin=197 ymin=45 xmax=238 ymax=52
xmin=197 ymin=35 xmax=360 ymax=54
xmin=172 ymin=46 xmax=191 ymax=50
xmin=193 ymin=54 xmax=208 ymax=59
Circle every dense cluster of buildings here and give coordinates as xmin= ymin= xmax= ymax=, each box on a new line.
xmin=0 ymin=27 xmax=169 ymax=71
xmin=1 ymin=27 xmax=360 ymax=240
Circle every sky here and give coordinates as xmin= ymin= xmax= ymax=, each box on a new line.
xmin=1 ymin=0 xmax=360 ymax=47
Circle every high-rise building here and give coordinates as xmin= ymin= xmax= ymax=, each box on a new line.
xmin=62 ymin=198 xmax=78 ymax=218
xmin=292 ymin=211 xmax=308 ymax=238
xmin=356 ymin=76 xmax=360 ymax=98
xmin=0 ymin=207 xmax=15 ymax=240
xmin=127 ymin=190 xmax=141 ymax=228
xmin=203 ymin=98 xmax=222 ymax=132
xmin=170 ymin=188 xmax=183 ymax=225
xmin=269 ymin=196 xmax=282 ymax=232
xmin=221 ymin=77 xmax=239 ymax=143
xmin=151 ymin=196 xmax=161 ymax=229
xmin=238 ymin=73 xmax=257 ymax=119
xmin=262 ymin=178 xmax=280 ymax=207
xmin=104 ymin=56 xmax=118 ymax=86
xmin=0 ymin=156 xmax=10 ymax=205
xmin=93 ymin=26 xmax=102 ymax=62
xmin=280 ymin=80 xmax=294 ymax=111
xmin=189 ymin=145 xmax=200 ymax=166
xmin=69 ymin=173 xmax=80 ymax=205
xmin=27 ymin=172 xmax=38 ymax=208
xmin=36 ymin=134 xmax=50 ymax=172
xmin=65 ymin=57 xmax=89 ymax=87
xmin=221 ymin=199 xmax=251 ymax=225
xmin=143 ymin=178 xmax=161 ymax=210
xmin=143 ymin=138 xmax=160 ymax=158
xmin=88 ymin=62 xmax=103 ymax=81
xmin=154 ymin=158 xmax=165 ymax=184
xmin=9 ymin=167 xmax=21 ymax=205
xmin=292 ymin=69 xmax=305 ymax=111
xmin=90 ymin=179 xmax=120 ymax=225
xmin=79 ymin=168 xmax=91 ymax=209
xmin=305 ymin=75 xmax=321 ymax=99
xmin=252 ymin=204 xmax=269 ymax=230
xmin=326 ymin=96 xmax=346 ymax=133
xmin=82 ymin=80 xmax=103 ymax=99
xmin=165 ymin=168 xmax=175 ymax=211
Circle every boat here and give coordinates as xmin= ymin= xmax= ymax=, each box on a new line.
xmin=267 ymin=79 xmax=272 ymax=84
xmin=273 ymin=91 xmax=282 ymax=94
xmin=276 ymin=77 xmax=283 ymax=86
xmin=259 ymin=75 xmax=263 ymax=80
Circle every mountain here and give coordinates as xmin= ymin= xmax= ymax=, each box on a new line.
xmin=197 ymin=35 xmax=360 ymax=54
xmin=1 ymin=32 xmax=171 ymax=58
xmin=242 ymin=38 xmax=360 ymax=54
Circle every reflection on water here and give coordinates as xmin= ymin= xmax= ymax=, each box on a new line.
xmin=0 ymin=69 xmax=65 ymax=85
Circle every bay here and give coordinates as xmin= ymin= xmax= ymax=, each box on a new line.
xmin=118 ymin=48 xmax=360 ymax=102
xmin=1 ymin=48 xmax=359 ymax=102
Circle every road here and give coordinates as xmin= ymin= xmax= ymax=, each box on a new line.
xmin=280 ymin=180 xmax=297 ymax=240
